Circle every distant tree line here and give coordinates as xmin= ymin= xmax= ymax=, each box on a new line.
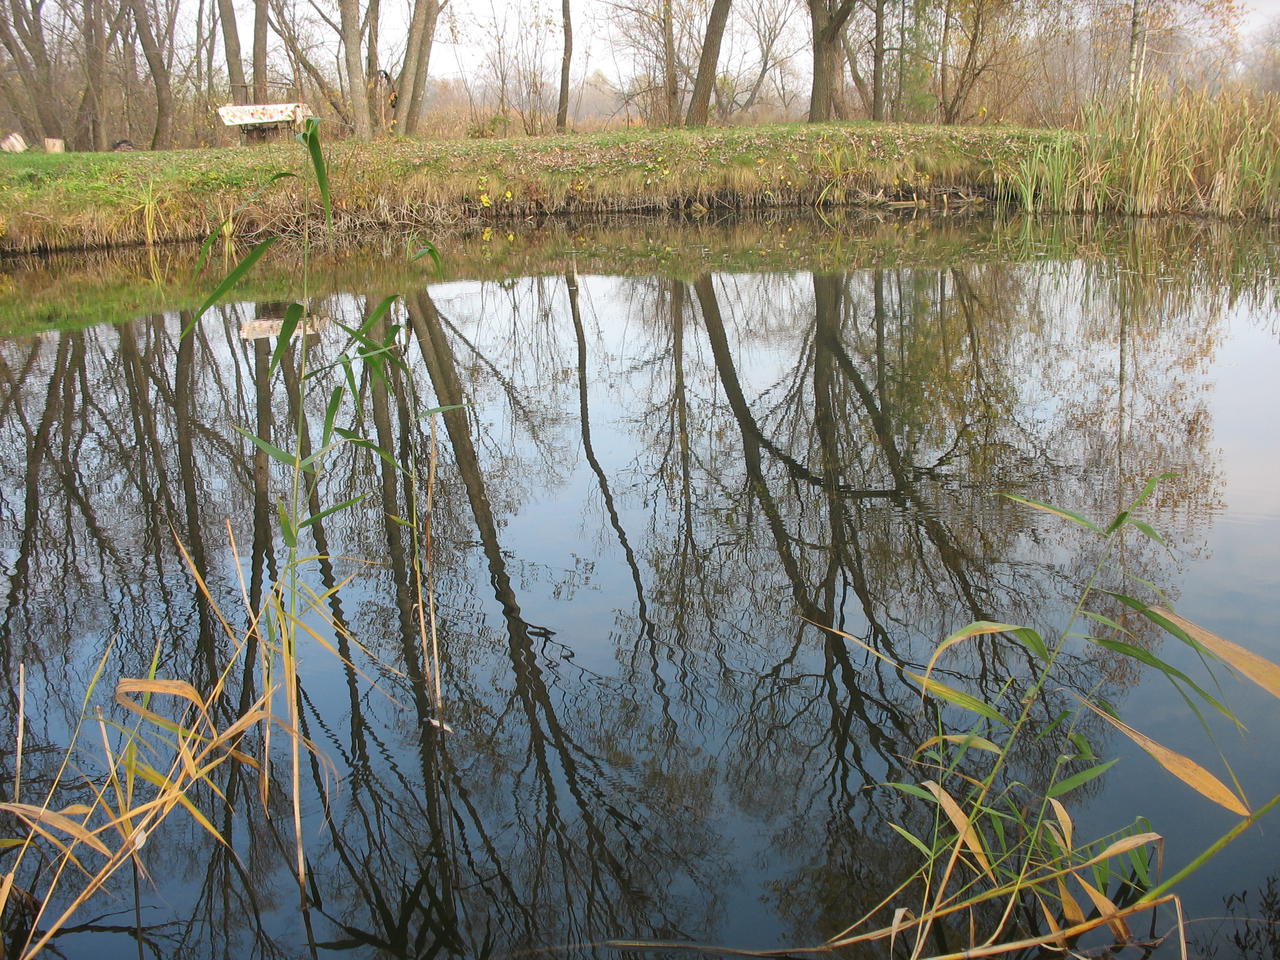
xmin=0 ymin=0 xmax=1263 ymax=149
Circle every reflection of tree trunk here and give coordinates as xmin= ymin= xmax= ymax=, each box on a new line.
xmin=671 ymin=282 xmax=697 ymax=625
xmin=697 ymin=275 xmax=820 ymax=620
xmin=821 ymin=274 xmax=987 ymax=618
xmin=567 ymin=270 xmax=652 ymax=634
xmin=694 ymin=279 xmax=835 ymax=492
xmin=567 ymin=271 xmax=664 ymax=700
xmin=700 ymin=274 xmax=908 ymax=793
xmin=405 ymin=290 xmax=643 ymax=932
xmin=811 ymin=274 xmax=848 ymax=618
xmin=119 ymin=320 xmax=177 ymax=540
xmin=174 ymin=311 xmax=217 ymax=677
xmin=249 ymin=306 xmax=279 ymax=611
xmin=0 ymin=337 xmax=69 ymax=660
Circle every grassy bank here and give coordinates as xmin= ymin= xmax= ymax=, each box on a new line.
xmin=2 ymin=89 xmax=1278 ymax=254
xmin=0 ymin=122 xmax=1045 ymax=253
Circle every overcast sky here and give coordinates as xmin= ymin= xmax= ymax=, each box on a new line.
xmin=415 ymin=0 xmax=1280 ymax=85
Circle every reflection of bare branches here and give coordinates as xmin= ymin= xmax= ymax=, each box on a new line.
xmin=0 ymin=234 xmax=1237 ymax=953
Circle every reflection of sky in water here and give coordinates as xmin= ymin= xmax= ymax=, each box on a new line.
xmin=1 ymin=241 xmax=1279 ymax=957
xmin=1089 ymin=308 xmax=1280 ymax=952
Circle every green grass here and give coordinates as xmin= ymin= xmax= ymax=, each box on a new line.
xmin=5 ymin=93 xmax=1280 ymax=254
xmin=0 ymin=122 xmax=1050 ymax=253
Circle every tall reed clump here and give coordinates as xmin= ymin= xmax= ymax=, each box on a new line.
xmin=0 ymin=119 xmax=448 ymax=957
xmin=1009 ymin=88 xmax=1280 ymax=219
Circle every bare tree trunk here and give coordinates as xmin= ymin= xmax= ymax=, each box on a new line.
xmin=842 ymin=30 xmax=870 ymax=113
xmin=338 ymin=0 xmax=371 ymax=137
xmin=661 ymin=0 xmax=679 ymax=124
xmin=403 ymin=2 xmax=441 ymax=134
xmin=0 ymin=0 xmax=66 ymax=138
xmin=556 ymin=0 xmax=571 ymax=131
xmin=252 ymin=0 xmax=268 ymax=101
xmin=72 ymin=0 xmax=109 ymax=149
xmin=215 ymin=0 xmax=246 ymax=102
xmin=271 ymin=1 xmax=351 ymax=121
xmin=365 ymin=0 xmax=381 ymax=123
xmin=808 ymin=0 xmax=857 ymax=121
xmin=1126 ymin=0 xmax=1144 ymax=106
xmin=126 ymin=0 xmax=173 ymax=147
xmin=870 ymin=0 xmax=885 ymax=120
xmin=938 ymin=0 xmax=951 ymax=122
xmin=395 ymin=0 xmax=443 ymax=134
xmin=685 ymin=0 xmax=731 ymax=126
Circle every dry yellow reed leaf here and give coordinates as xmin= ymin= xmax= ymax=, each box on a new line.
xmin=1153 ymin=607 xmax=1280 ymax=700
xmin=922 ymin=780 xmax=993 ymax=880
xmin=1057 ymin=877 xmax=1086 ymax=925
xmin=924 ymin=622 xmax=1025 ymax=688
xmin=888 ymin=906 xmax=913 ymax=957
xmin=1048 ymin=798 xmax=1073 ymax=851
xmin=1091 ymin=831 xmax=1163 ymax=871
xmin=0 ymin=802 xmax=110 ymax=856
xmin=1078 ymin=699 xmax=1249 ymax=816
xmin=1074 ymin=871 xmax=1131 ymax=941
xmin=1036 ymin=894 xmax=1068 ymax=949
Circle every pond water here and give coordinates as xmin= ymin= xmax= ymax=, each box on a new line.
xmin=1 ymin=214 xmax=1278 ymax=959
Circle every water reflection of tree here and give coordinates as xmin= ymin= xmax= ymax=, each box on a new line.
xmin=607 ymin=264 xmax=1226 ymax=943
xmin=0 ymin=245 xmax=1242 ymax=955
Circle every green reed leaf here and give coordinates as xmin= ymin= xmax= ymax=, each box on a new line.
xmin=1127 ymin=518 xmax=1165 ymax=545
xmin=233 ymin=426 xmax=307 ymax=471
xmin=409 ymin=239 xmax=443 ymax=273
xmin=269 ymin=303 xmax=304 ymax=378
xmin=1087 ymin=636 xmax=1236 ymax=722
xmin=1001 ymin=493 xmax=1102 ymax=533
xmin=296 ymin=118 xmax=330 ymax=229
xmin=183 ymin=238 xmax=277 ymax=339
xmin=299 ymin=495 xmax=368 ymax=529
xmin=277 ymin=501 xmax=297 ymax=548
xmin=1082 ymin=608 xmax=1132 ymax=636
xmin=888 ymin=822 xmax=934 ymax=859
xmin=909 ymin=672 xmax=1010 ymax=726
xmin=885 ymin=782 xmax=936 ymax=803
xmin=1047 ymin=759 xmax=1118 ymax=798
xmin=322 ymin=386 xmax=343 ymax=447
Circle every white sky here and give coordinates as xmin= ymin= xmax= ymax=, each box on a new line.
xmin=421 ymin=0 xmax=1280 ymax=83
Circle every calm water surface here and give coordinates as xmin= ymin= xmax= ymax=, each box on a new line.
xmin=0 ymin=216 xmax=1278 ymax=958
